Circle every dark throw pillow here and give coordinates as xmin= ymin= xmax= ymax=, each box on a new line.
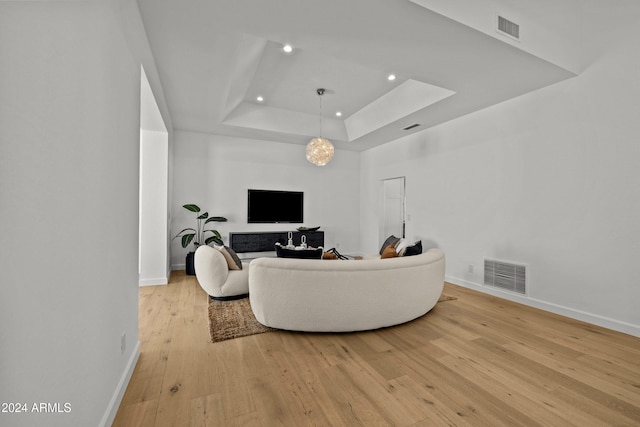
xmin=379 ymin=235 xmax=401 ymax=255
xmin=403 ymin=240 xmax=423 ymax=257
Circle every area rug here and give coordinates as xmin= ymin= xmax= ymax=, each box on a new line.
xmin=208 ymin=293 xmax=457 ymax=343
xmin=208 ymin=297 xmax=274 ymax=343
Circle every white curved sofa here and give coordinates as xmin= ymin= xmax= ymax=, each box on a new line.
xmin=249 ymin=248 xmax=445 ymax=332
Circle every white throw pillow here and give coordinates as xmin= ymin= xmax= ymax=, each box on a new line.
xmin=394 ymin=239 xmax=410 ymax=256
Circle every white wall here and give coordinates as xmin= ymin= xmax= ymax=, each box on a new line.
xmin=361 ymin=16 xmax=640 ymax=337
xmin=171 ymin=130 xmax=361 ymax=267
xmin=0 ymin=1 xmax=153 ymax=426
xmin=139 ymin=130 xmax=169 ymax=285
xmin=139 ymin=65 xmax=170 ymax=286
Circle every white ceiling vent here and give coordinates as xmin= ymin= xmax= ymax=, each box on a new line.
xmin=484 ymin=258 xmax=527 ymax=294
xmin=497 ymin=15 xmax=520 ymax=41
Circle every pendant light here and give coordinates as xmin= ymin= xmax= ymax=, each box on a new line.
xmin=306 ymin=88 xmax=334 ymax=166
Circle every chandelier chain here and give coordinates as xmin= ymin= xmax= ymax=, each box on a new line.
xmin=318 ymin=88 xmax=323 ymax=138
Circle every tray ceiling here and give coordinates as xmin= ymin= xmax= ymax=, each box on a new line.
xmin=137 ymin=0 xmax=586 ymax=150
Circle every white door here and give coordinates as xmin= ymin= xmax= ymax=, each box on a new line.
xmin=380 ymin=177 xmax=405 ymax=245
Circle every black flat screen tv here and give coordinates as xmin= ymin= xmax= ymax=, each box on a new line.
xmin=247 ymin=189 xmax=304 ymax=223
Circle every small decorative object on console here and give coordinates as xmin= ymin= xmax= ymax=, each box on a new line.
xmin=296 ymin=226 xmax=321 ymax=232
xmin=285 ymin=231 xmax=295 ymax=249
xmin=275 ymin=242 xmax=323 ymax=259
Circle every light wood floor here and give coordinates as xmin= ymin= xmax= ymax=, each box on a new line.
xmin=113 ymin=271 xmax=640 ymax=426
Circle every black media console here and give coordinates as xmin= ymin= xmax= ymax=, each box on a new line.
xmin=229 ymin=231 xmax=325 ymax=253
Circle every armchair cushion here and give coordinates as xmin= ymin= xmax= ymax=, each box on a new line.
xmin=217 ymin=245 xmax=243 ymax=270
xmin=379 ymin=235 xmax=401 ymax=255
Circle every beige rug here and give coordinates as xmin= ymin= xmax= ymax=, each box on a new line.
xmin=208 ymin=297 xmax=274 ymax=343
xmin=208 ymin=293 xmax=457 ymax=343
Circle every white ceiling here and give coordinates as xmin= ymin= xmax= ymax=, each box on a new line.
xmin=136 ymin=0 xmax=634 ymax=151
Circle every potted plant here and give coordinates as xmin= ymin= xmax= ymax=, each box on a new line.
xmin=172 ymin=204 xmax=227 ymax=275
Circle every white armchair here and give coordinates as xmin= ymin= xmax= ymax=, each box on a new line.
xmin=194 ymin=245 xmax=249 ymax=300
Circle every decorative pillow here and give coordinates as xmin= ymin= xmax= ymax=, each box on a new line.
xmin=322 ymin=251 xmax=338 ymax=260
xmin=381 ymin=244 xmax=398 ymax=259
xmin=217 ymin=246 xmax=243 ymax=270
xmin=394 ymin=239 xmax=410 ymax=255
xmin=403 ymin=240 xmax=423 ymax=257
xmin=275 ymin=244 xmax=323 ymax=259
xmin=379 ymin=235 xmax=401 ymax=255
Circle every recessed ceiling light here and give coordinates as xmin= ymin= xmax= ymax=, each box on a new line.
xmin=387 ymin=74 xmax=397 ymax=81
xmin=335 ymin=111 xmax=342 ymax=117
xmin=256 ymin=96 xmax=264 ymax=102
xmin=283 ymin=44 xmax=293 ymax=53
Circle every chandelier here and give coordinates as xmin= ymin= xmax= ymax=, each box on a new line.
xmin=306 ymin=88 xmax=334 ymax=166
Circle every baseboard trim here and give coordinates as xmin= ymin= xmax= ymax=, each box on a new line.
xmin=138 ymin=276 xmax=168 ymax=286
xmin=99 ymin=340 xmax=140 ymax=427
xmin=446 ymin=276 xmax=640 ymax=338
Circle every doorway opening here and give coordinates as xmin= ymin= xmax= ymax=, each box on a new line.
xmin=379 ymin=176 xmax=406 ymax=246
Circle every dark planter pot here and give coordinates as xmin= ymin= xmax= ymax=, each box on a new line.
xmin=186 ymin=251 xmax=196 ymax=275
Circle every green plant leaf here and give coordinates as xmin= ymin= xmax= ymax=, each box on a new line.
xmin=183 ymin=204 xmax=200 ymax=213
xmin=205 ymin=236 xmax=224 ymax=246
xmin=172 ymin=227 xmax=196 ymax=238
xmin=204 ymin=229 xmax=222 ymax=239
xmin=181 ymin=233 xmax=195 ymax=248
xmin=205 ymin=216 xmax=227 ymax=223
xmin=197 ymin=212 xmax=209 ymax=220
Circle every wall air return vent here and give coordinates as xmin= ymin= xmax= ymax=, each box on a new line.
xmin=484 ymin=258 xmax=527 ymax=294
xmin=497 ymin=15 xmax=520 ymax=40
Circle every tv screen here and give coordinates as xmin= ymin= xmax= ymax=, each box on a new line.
xmin=247 ymin=189 xmax=304 ymax=223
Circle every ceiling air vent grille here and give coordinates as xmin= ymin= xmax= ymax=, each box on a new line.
xmin=484 ymin=258 xmax=526 ymax=294
xmin=497 ymin=15 xmax=520 ymax=40
xmin=403 ymin=123 xmax=421 ymax=131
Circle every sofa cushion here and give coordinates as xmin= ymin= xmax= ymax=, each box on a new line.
xmin=395 ymin=238 xmax=410 ymax=254
xmin=217 ymin=246 xmax=243 ymax=270
xmin=275 ymin=245 xmax=323 ymax=259
xmin=403 ymin=240 xmax=423 ymax=257
xmin=379 ymin=235 xmax=401 ymax=255
xmin=381 ymin=244 xmax=398 ymax=259
xmin=322 ymin=251 xmax=338 ymax=260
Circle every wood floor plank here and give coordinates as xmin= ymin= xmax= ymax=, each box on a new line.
xmin=319 ymin=363 xmax=395 ymax=426
xmin=112 ymin=398 xmax=158 ymax=427
xmin=471 ymin=336 xmax=640 ymax=425
xmin=437 ymin=353 xmax=593 ymax=427
xmin=113 ymin=276 xmax=640 ymax=426
xmin=190 ymin=393 xmax=225 ymax=427
xmin=503 ymin=339 xmax=640 ymax=407
xmin=395 ymin=347 xmax=541 ymax=427
xmin=387 ymin=374 xmax=476 ymax=427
